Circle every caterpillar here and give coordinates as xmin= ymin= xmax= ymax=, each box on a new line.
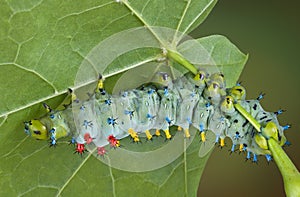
xmin=24 ymin=67 xmax=289 ymax=166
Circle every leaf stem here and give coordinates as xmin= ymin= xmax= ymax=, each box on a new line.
xmin=233 ymin=103 xmax=261 ymax=132
xmin=268 ymin=139 xmax=300 ymax=197
xmin=167 ymin=50 xmax=198 ymax=75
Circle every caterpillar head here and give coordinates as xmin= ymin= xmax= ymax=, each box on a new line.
xmin=24 ymin=110 xmax=70 ymax=141
xmin=24 ymin=119 xmax=48 ymax=140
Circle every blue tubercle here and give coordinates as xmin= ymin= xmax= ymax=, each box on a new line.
xmin=164 ymin=87 xmax=168 ymax=96
xmin=165 ymin=117 xmax=172 ymax=125
xmin=186 ymin=117 xmax=192 ymax=125
xmin=283 ymin=124 xmax=291 ymax=131
xmin=231 ymin=144 xmax=236 ymax=153
xmin=148 ymin=89 xmax=155 ymax=95
xmin=146 ymin=113 xmax=155 ymax=120
xmin=50 ymin=139 xmax=57 ymax=146
xmin=107 ymin=117 xmax=117 ymax=126
xmin=246 ymin=151 xmax=251 ymax=160
xmin=24 ymin=127 xmax=30 ymax=136
xmin=256 ymin=92 xmax=265 ymax=101
xmin=234 ymin=132 xmax=241 ymax=140
xmin=122 ymin=91 xmax=128 ymax=97
xmin=253 ymin=154 xmax=258 ymax=163
xmin=49 ymin=128 xmax=57 ymax=147
xmin=199 ymin=123 xmax=204 ymax=132
xmin=80 ymin=105 xmax=85 ymax=111
xmin=83 ymin=120 xmax=93 ymax=129
xmin=265 ymin=154 xmax=272 ymax=162
xmin=215 ymin=135 xmax=220 ymax=143
xmin=49 ymin=128 xmax=55 ymax=133
xmin=274 ymin=109 xmax=285 ymax=115
xmin=105 ymin=99 xmax=112 ymax=105
xmin=284 ymin=141 xmax=292 ymax=146
xmin=190 ymin=91 xmax=196 ymax=97
xmin=124 ymin=110 xmax=134 ymax=120
xmin=69 ymin=137 xmax=76 ymax=145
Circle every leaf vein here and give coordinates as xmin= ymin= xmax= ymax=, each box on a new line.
xmin=56 ymin=147 xmax=97 ymax=197
xmin=180 ymin=0 xmax=216 ymax=38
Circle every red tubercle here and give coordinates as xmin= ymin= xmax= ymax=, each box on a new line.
xmin=84 ymin=133 xmax=93 ymax=144
xmin=75 ymin=143 xmax=86 ymax=155
xmin=107 ymin=135 xmax=120 ymax=148
xmin=97 ymin=146 xmax=107 ymax=156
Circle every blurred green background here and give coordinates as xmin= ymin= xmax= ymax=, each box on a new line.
xmin=192 ymin=1 xmax=300 ymax=196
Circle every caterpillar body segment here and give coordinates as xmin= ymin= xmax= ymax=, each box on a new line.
xmin=24 ymin=70 xmax=288 ymax=162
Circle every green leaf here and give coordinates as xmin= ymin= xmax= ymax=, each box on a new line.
xmin=177 ymin=35 xmax=248 ymax=88
xmin=0 ymin=0 xmax=247 ymax=196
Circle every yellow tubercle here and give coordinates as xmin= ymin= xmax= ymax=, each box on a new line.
xmin=133 ymin=137 xmax=140 ymax=142
xmin=96 ymin=77 xmax=104 ymax=92
xmin=164 ymin=129 xmax=172 ymax=139
xmin=128 ymin=128 xmax=139 ymax=142
xmin=200 ymin=132 xmax=206 ymax=142
xmin=239 ymin=144 xmax=244 ymax=152
xmin=145 ymin=130 xmax=152 ymax=140
xmin=155 ymin=129 xmax=161 ymax=136
xmin=184 ymin=129 xmax=191 ymax=138
xmin=177 ymin=126 xmax=182 ymax=131
xmin=220 ymin=138 xmax=225 ymax=147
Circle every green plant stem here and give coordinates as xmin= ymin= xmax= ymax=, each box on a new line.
xmin=167 ymin=50 xmax=198 ymax=75
xmin=268 ymin=139 xmax=300 ymax=197
xmin=234 ymin=103 xmax=261 ymax=132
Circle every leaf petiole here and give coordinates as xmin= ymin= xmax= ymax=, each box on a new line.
xmin=268 ymin=139 xmax=300 ymax=197
xmin=167 ymin=49 xmax=198 ymax=75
